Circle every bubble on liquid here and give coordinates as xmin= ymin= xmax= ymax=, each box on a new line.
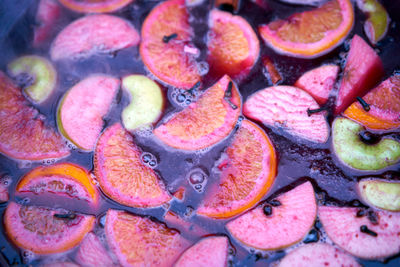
xmin=135 ymin=126 xmax=153 ymax=138
xmin=141 ymin=152 xmax=157 ymax=168
xmin=184 ymin=206 xmax=194 ymax=217
xmin=197 ymin=61 xmax=209 ymax=76
xmin=21 ymin=250 xmax=35 ymax=263
xmin=66 ymin=140 xmax=77 ymax=150
xmin=17 ymin=197 xmax=30 ymax=205
xmin=17 ymin=161 xmax=32 ymax=169
xmin=1 ymin=175 xmax=12 ymax=187
xmin=187 ymin=168 xmax=208 ymax=193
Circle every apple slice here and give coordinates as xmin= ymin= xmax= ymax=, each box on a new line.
xmin=226 ymin=181 xmax=316 ymax=250
xmin=7 ymin=55 xmax=57 ymax=104
xmin=75 ymin=232 xmax=114 ymax=266
xmin=319 ymin=206 xmax=400 ymax=259
xmin=332 ymin=117 xmax=400 ymax=170
xmin=33 ymin=0 xmax=61 ymax=47
xmin=121 ymin=75 xmax=164 ymax=132
xmin=358 ymin=179 xmax=400 ymax=211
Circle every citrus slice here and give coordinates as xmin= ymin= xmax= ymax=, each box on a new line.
xmin=50 ymin=14 xmax=140 ymax=61
xmin=58 ymin=0 xmax=134 ymax=13
xmin=344 ymin=75 xmax=400 ymax=130
xmin=197 ymin=119 xmax=276 ymax=219
xmin=16 ymin=163 xmax=99 ymax=205
xmin=226 ymin=181 xmax=317 ymax=250
xmin=258 ymin=0 xmax=354 ymax=58
xmin=94 ymin=123 xmax=171 ymax=208
xmin=105 ymin=209 xmax=190 ymax=267
xmin=154 ymin=75 xmax=241 ymax=150
xmin=75 ymin=232 xmax=114 ymax=266
xmin=4 ymin=202 xmax=95 ymax=254
xmin=318 ymin=206 xmax=400 ymax=259
xmin=174 ymin=236 xmax=228 ymax=267
xmin=0 ymin=71 xmax=69 ymax=161
xmin=207 ymin=9 xmax=260 ymax=81
xmin=140 ymin=0 xmax=201 ymax=89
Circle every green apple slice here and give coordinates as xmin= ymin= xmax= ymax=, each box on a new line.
xmin=7 ymin=55 xmax=57 ymax=104
xmin=358 ymin=179 xmax=400 ymax=211
xmin=121 ymin=75 xmax=164 ymax=131
xmin=332 ymin=117 xmax=400 ymax=170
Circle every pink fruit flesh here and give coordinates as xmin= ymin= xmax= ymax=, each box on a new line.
xmin=174 ymin=236 xmax=228 ymax=267
xmin=294 ymin=64 xmax=339 ymax=105
xmin=226 ymin=181 xmax=317 ymax=250
xmin=0 ymin=183 xmax=8 ymax=202
xmin=33 ymin=0 xmax=61 ymax=47
xmin=243 ymin=86 xmax=329 ymax=143
xmin=75 ymin=232 xmax=114 ymax=267
xmin=319 ymin=206 xmax=400 ymax=259
xmin=51 ymin=14 xmax=140 ymax=60
xmin=335 ymin=34 xmax=384 ymax=114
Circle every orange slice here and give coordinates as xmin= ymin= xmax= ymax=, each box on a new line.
xmin=94 ymin=123 xmax=171 ymax=208
xmin=75 ymin=232 xmax=114 ymax=266
xmin=154 ymin=75 xmax=241 ymax=151
xmin=197 ymin=119 xmax=276 ymax=219
xmin=58 ymin=0 xmax=134 ymax=13
xmin=258 ymin=0 xmax=354 ymax=58
xmin=140 ymin=0 xmax=201 ymax=89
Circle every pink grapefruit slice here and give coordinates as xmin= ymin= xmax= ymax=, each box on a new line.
xmin=258 ymin=0 xmax=354 ymax=58
xmin=197 ymin=119 xmax=277 ymax=219
xmin=50 ymin=14 xmax=140 ymax=61
xmin=105 ymin=209 xmax=190 ymax=267
xmin=154 ymin=75 xmax=241 ymax=150
xmin=4 ymin=202 xmax=95 ymax=254
xmin=226 ymin=181 xmax=317 ymax=250
xmin=140 ymin=0 xmax=201 ymax=89
xmin=319 ymin=206 xmax=400 ymax=259
xmin=58 ymin=0 xmax=134 ymax=13
xmin=94 ymin=123 xmax=171 ymax=208
xmin=75 ymin=232 xmax=114 ymax=266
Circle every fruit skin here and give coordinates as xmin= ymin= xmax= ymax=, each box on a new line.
xmin=58 ymin=0 xmax=134 ymax=13
xmin=8 ymin=55 xmax=57 ymax=104
xmin=121 ymin=75 xmax=164 ymax=131
xmin=332 ymin=117 xmax=400 ymax=170
xmin=335 ymin=34 xmax=384 ymax=115
xmin=358 ymin=179 xmax=400 ymax=211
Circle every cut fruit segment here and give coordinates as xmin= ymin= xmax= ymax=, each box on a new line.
xmin=51 ymin=14 xmax=140 ymax=61
xmin=197 ymin=119 xmax=277 ymax=219
xmin=258 ymin=0 xmax=354 ymax=58
xmin=332 ymin=117 xmax=400 ymax=170
xmin=335 ymin=34 xmax=384 ymax=114
xmin=0 ymin=182 xmax=8 ymax=202
xmin=0 ymin=71 xmax=69 ymax=161
xmin=105 ymin=209 xmax=190 ymax=267
xmin=278 ymin=243 xmax=361 ymax=267
xmin=207 ymin=9 xmax=260 ymax=81
xmin=294 ymin=64 xmax=339 ymax=105
xmin=140 ymin=0 xmax=201 ymax=89
xmin=318 ymin=205 xmax=400 ymax=259
xmin=154 ymin=75 xmax=241 ymax=150
xmin=58 ymin=0 xmax=134 ymax=13
xmin=243 ymin=85 xmax=329 ymax=143
xmin=226 ymin=181 xmax=317 ymax=250
xmin=16 ymin=163 xmax=99 ymax=205
xmin=4 ymin=202 xmax=95 ymax=254
xmin=33 ymin=0 xmax=61 ymax=47
xmin=94 ymin=123 xmax=171 ymax=208
xmin=358 ymin=179 xmax=400 ymax=211
xmin=57 ymin=75 xmax=119 ymax=151
xmin=75 ymin=232 xmax=114 ymax=267
xmin=164 ymin=211 xmax=208 ymax=237
xmin=174 ymin=236 xmax=228 ymax=267
xmin=343 ymin=75 xmax=400 ymax=130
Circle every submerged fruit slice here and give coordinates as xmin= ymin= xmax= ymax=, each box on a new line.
xmin=0 ymin=71 xmax=69 ymax=161
xmin=154 ymin=75 xmax=241 ymax=150
xmin=344 ymin=75 xmax=400 ymax=130
xmin=105 ymin=209 xmax=190 ymax=267
xmin=278 ymin=243 xmax=360 ymax=267
xmin=164 ymin=211 xmax=208 ymax=237
xmin=244 ymin=86 xmax=329 ymax=143
xmin=174 ymin=236 xmax=228 ymax=267
xmin=226 ymin=182 xmax=317 ymax=250
xmin=294 ymin=64 xmax=339 ymax=105
xmin=8 ymin=55 xmax=57 ymax=104
xmin=0 ymin=182 xmax=9 ymax=203
xmin=57 ymin=75 xmax=119 ymax=151
xmin=58 ymin=0 xmax=134 ymax=13
xmin=332 ymin=117 xmax=400 ymax=170
xmin=197 ymin=119 xmax=276 ymax=219
xmin=33 ymin=0 xmax=61 ymax=47
xmin=75 ymin=232 xmax=114 ymax=267
xmin=358 ymin=179 xmax=400 ymax=211
xmin=51 ymin=14 xmax=140 ymax=61
xmin=94 ymin=123 xmax=171 ymax=208
xmin=259 ymin=0 xmax=354 ymax=58
xmin=121 ymin=75 xmax=164 ymax=131
xmin=319 ymin=206 xmax=400 ymax=259
xmin=16 ymin=163 xmax=99 ymax=205
xmin=4 ymin=202 xmax=94 ymax=254
xmin=335 ymin=34 xmax=384 ymax=114
xmin=140 ymin=0 xmax=200 ymax=89
xmin=207 ymin=9 xmax=260 ymax=81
